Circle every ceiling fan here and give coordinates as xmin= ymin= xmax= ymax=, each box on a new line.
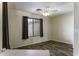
xmin=36 ymin=7 xmax=59 ymax=16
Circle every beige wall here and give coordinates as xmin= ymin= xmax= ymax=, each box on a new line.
xmin=0 ymin=2 xmax=2 ymax=49
xmin=74 ymin=2 xmax=79 ymax=56
xmin=8 ymin=7 xmax=51 ymax=48
xmin=50 ymin=13 xmax=74 ymax=45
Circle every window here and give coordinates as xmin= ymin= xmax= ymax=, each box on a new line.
xmin=28 ymin=18 xmax=40 ymax=37
xmin=22 ymin=16 xmax=43 ymax=39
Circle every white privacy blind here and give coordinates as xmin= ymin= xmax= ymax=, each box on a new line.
xmin=28 ymin=18 xmax=40 ymax=37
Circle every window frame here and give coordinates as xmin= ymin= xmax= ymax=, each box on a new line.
xmin=22 ymin=16 xmax=43 ymax=39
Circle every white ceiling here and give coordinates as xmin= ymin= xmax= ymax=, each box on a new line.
xmin=9 ymin=2 xmax=73 ymax=16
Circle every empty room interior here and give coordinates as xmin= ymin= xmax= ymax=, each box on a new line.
xmin=1 ymin=2 xmax=74 ymax=56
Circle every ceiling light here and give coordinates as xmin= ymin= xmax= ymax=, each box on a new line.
xmin=36 ymin=8 xmax=59 ymax=16
xmin=43 ymin=12 xmax=50 ymax=16
xmin=42 ymin=8 xmax=53 ymax=16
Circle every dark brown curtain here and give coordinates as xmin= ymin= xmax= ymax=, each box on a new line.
xmin=2 ymin=2 xmax=10 ymax=49
xmin=40 ymin=18 xmax=43 ymax=37
xmin=22 ymin=16 xmax=28 ymax=39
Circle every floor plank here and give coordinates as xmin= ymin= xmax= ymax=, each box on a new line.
xmin=15 ymin=40 xmax=73 ymax=56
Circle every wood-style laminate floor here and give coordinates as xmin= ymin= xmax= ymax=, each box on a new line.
xmin=16 ymin=40 xmax=73 ymax=56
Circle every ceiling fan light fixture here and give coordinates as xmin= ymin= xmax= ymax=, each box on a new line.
xmin=43 ymin=12 xmax=50 ymax=16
